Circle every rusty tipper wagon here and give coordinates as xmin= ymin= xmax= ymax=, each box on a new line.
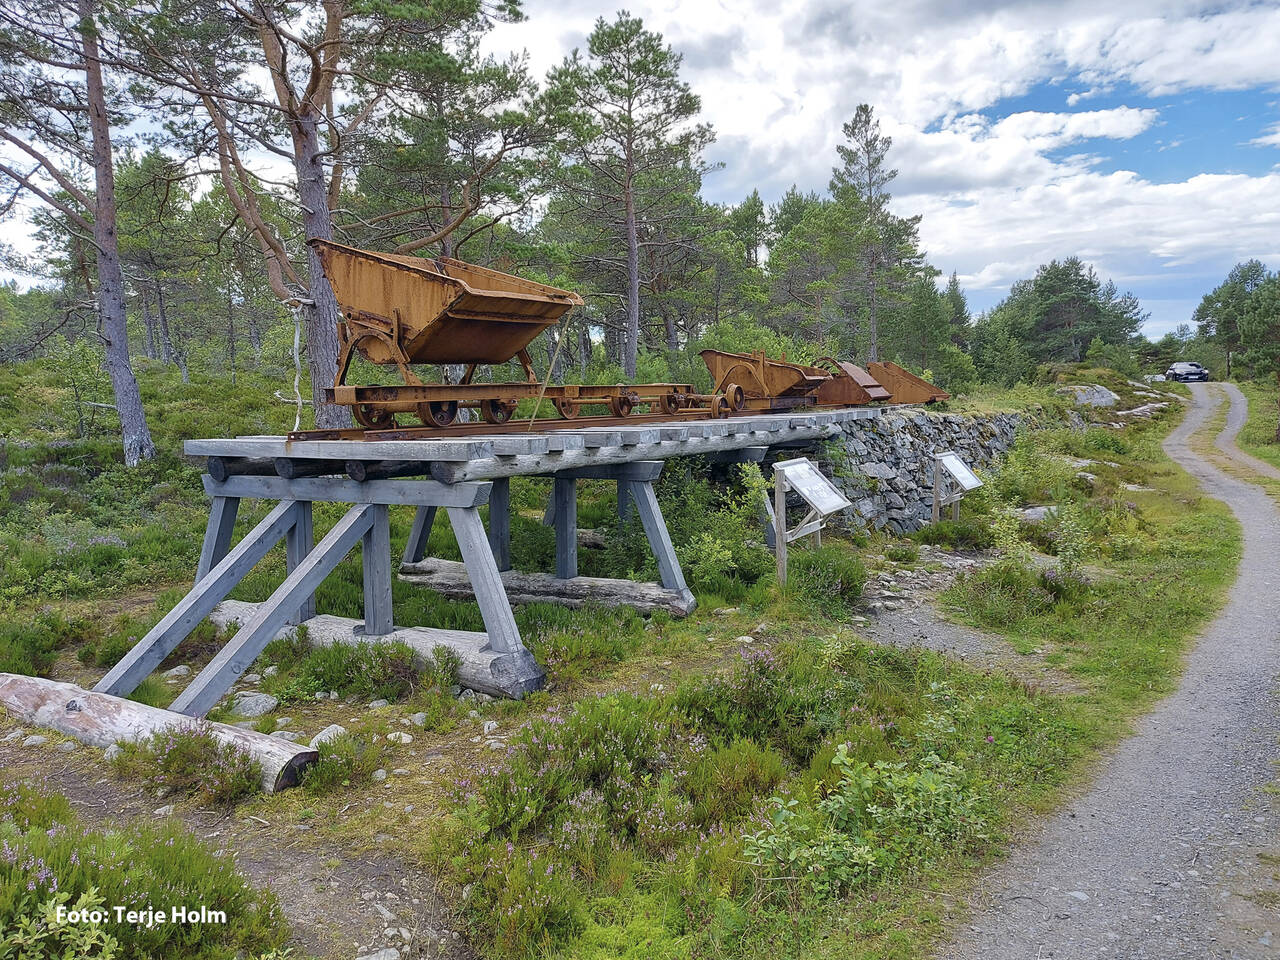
xmin=312 ymin=240 xmax=699 ymax=428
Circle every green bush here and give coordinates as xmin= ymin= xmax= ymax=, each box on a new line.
xmin=300 ymin=733 xmax=388 ymax=795
xmin=788 ymin=545 xmax=866 ymax=618
xmin=111 ymin=724 xmax=262 ymax=807
xmin=0 ymin=780 xmax=289 ymax=959
xmin=884 ymin=542 xmax=919 ymax=563
xmin=911 ymin=518 xmax=994 ymax=550
xmin=0 ymin=621 xmax=57 ymax=677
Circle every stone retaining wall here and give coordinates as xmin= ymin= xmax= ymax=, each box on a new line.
xmin=806 ymin=408 xmax=1025 ymax=534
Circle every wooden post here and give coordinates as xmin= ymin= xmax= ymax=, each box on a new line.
xmin=932 ymin=457 xmax=943 ymax=525
xmin=488 ymin=477 xmax=511 ymax=572
xmin=403 ymin=505 xmax=436 ymax=565
xmin=773 ymin=463 xmax=788 ymax=588
xmin=284 ymin=500 xmax=316 ymax=624
xmin=95 ymin=500 xmax=300 ymax=698
xmin=197 ymin=495 xmax=240 ymax=581
xmin=553 ymin=476 xmax=577 ymax=580
xmin=171 ymin=504 xmax=378 ymax=717
xmin=446 ymin=506 xmax=524 ymax=655
xmin=628 ymin=480 xmax=694 ymax=609
xmin=361 ymin=503 xmax=393 ymax=636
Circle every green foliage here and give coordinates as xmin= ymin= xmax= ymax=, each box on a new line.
xmin=0 ymin=619 xmax=59 ymax=677
xmin=300 ymin=733 xmax=388 ymax=796
xmin=788 ymin=545 xmax=866 ymax=618
xmin=0 ymin=780 xmax=288 ymax=958
xmin=261 ymin=638 xmax=428 ymax=704
xmin=744 ymin=748 xmax=987 ymax=901
xmin=884 ymin=542 xmax=919 ymax=563
xmin=911 ymin=517 xmax=994 ymax=550
xmin=111 ymin=724 xmax=262 ymax=807
xmin=2 ymin=886 xmax=121 ymax=959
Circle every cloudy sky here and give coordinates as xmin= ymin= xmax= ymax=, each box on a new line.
xmin=486 ymin=0 xmax=1280 ymax=337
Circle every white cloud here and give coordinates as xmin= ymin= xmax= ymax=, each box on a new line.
xmin=1251 ymin=122 xmax=1280 ymax=147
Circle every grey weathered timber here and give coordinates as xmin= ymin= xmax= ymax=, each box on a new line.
xmin=170 ymin=504 xmax=378 ymax=717
xmin=284 ymin=500 xmax=316 ymax=623
xmin=488 ymin=478 xmax=511 ymax=572
xmin=202 ymin=474 xmax=490 ymax=508
xmin=274 ymin=457 xmax=342 ymax=479
xmin=403 ymin=505 xmax=437 ymax=565
xmin=186 ymin=436 xmax=496 ymax=462
xmin=400 ymin=559 xmax=696 ymax=616
xmin=208 ymin=601 xmax=541 ymax=698
xmin=627 ymin=480 xmax=694 ymax=609
xmin=96 ymin=500 xmax=302 ymax=698
xmin=551 ymin=460 xmax=664 ymax=482
xmin=360 ymin=503 xmax=394 ymax=636
xmin=197 ymin=495 xmax=240 ymax=581
xmin=444 ymin=506 xmax=528 ymax=660
xmin=207 ymin=456 xmax=275 ymax=482
xmin=553 ymin=477 xmax=577 ymax=579
xmin=0 ymin=674 xmax=316 ymax=792
xmin=346 ymin=459 xmax=431 ymax=482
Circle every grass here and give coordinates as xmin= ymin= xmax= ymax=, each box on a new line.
xmin=1235 ymin=379 xmax=1280 ymax=472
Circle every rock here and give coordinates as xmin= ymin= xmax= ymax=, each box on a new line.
xmin=407 ymin=713 xmax=428 ymax=728
xmin=368 ymin=699 xmax=390 ymax=709
xmin=458 ymin=689 xmax=476 ymax=702
xmin=271 ymin=731 xmax=303 ymax=742
xmin=712 ymin=606 xmax=739 ymax=615
xmin=2 ymin=729 xmax=24 ymax=743
xmin=263 ymin=665 xmax=278 ymax=677
xmin=1074 ymin=471 xmax=1098 ymax=489
xmin=482 ymin=720 xmax=499 ymax=735
xmin=314 ymin=692 xmax=328 ymax=700
xmin=163 ymin=664 xmax=191 ymax=679
xmin=393 ymin=768 xmax=410 ymax=776
xmin=1020 ymin=506 xmax=1057 ymax=524
xmin=1067 ymin=890 xmax=1090 ymax=902
xmin=309 ymin=724 xmax=348 ymax=749
xmin=355 ymin=949 xmax=399 ymax=960
xmin=735 ymin=635 xmax=754 ymax=644
xmin=154 ymin=804 xmax=174 ymax=816
xmin=1057 ymin=384 xmax=1119 ymax=408
xmin=487 ymin=740 xmax=505 ymax=751
xmin=241 ymin=673 xmax=261 ymax=684
xmin=229 ymin=692 xmax=278 ymax=718
xmin=275 ymin=716 xmax=291 ymax=728
xmin=372 ymin=769 xmax=388 ymax=782
xmin=104 ymin=743 xmax=122 ymax=761
xmin=328 ymin=691 xmax=339 ymax=700
xmin=1123 ymin=483 xmax=1155 ymax=492
xmin=21 ymin=735 xmax=47 ymax=747
xmin=386 ymin=731 xmax=413 ymax=744
xmin=57 ymin=741 xmax=77 ymax=753
xmin=372 ymin=902 xmax=395 ymax=922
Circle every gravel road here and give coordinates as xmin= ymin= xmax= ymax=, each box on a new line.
xmin=938 ymin=383 xmax=1280 ymax=959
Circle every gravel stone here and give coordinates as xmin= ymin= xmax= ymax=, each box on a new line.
xmin=229 ymin=692 xmax=278 ymax=717
xmin=308 ymin=724 xmax=347 ymax=749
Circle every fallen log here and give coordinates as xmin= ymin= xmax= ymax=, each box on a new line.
xmin=0 ymin=674 xmax=316 ymax=793
xmin=208 ymin=600 xmax=543 ymax=698
xmin=400 ymin=557 xmax=696 ymax=616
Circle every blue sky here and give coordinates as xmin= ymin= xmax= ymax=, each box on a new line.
xmin=489 ymin=0 xmax=1280 ymax=338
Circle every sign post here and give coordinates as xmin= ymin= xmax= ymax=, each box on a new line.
xmin=772 ymin=457 xmax=852 ymax=587
xmin=932 ymin=450 xmax=983 ymax=523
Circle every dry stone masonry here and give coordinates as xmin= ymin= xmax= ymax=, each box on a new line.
xmin=812 ymin=408 xmax=1024 ymax=534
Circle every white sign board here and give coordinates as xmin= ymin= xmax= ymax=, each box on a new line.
xmin=937 ymin=451 xmax=983 ymax=491
xmin=775 ymin=458 xmax=852 ymax=515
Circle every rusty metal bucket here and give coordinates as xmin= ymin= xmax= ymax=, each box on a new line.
xmin=699 ymin=349 xmax=829 ymax=400
xmin=866 ymin=361 xmax=950 ymax=404
xmin=311 ymin=240 xmax=582 ymax=366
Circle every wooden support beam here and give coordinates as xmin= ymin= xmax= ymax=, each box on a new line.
xmin=445 ymin=506 xmax=527 ymax=657
xmin=207 ymin=456 xmax=275 ymax=482
xmin=553 ymin=477 xmax=577 ymax=580
xmin=170 ymin=504 xmax=378 ymax=717
xmin=202 ymin=475 xmax=490 ymax=508
xmin=196 ymin=495 xmax=240 ymax=581
xmin=95 ymin=500 xmax=301 ymax=698
xmin=399 ymin=560 xmax=696 ymax=616
xmin=284 ymin=500 xmax=316 ymax=624
xmin=627 ymin=480 xmax=694 ymax=609
xmin=488 ymin=477 xmax=511 ymax=572
xmin=0 ymin=675 xmax=316 ymax=793
xmin=403 ymin=505 xmax=436 ymax=565
xmin=346 ymin=459 xmax=432 ymax=482
xmin=551 ymin=460 xmax=665 ymax=482
xmin=274 ymin=457 xmax=343 ymax=479
xmin=361 ymin=503 xmax=394 ymax=636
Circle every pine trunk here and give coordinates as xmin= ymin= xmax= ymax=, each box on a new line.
xmin=80 ymin=0 xmax=155 ymax=466
xmin=623 ymin=176 xmax=640 ymax=379
xmin=292 ymin=110 xmax=349 ymax=430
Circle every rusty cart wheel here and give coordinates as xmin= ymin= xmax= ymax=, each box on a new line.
xmin=354 ymin=404 xmax=396 ymax=430
xmin=480 ymin=398 xmax=514 ymax=424
xmin=418 ymin=400 xmax=458 ymax=427
xmin=658 ymin=392 xmax=681 ymax=416
xmin=724 ymin=382 xmax=746 ymax=412
xmin=609 ymin=395 xmax=634 ymax=418
xmin=712 ymin=394 xmax=731 ymax=418
xmin=554 ymin=398 xmax=580 ymax=419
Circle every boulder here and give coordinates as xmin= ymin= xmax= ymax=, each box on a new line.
xmin=229 ymin=692 xmax=279 ymax=718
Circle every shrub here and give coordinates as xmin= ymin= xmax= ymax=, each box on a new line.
xmin=296 ymin=639 xmax=421 ymax=702
xmin=884 ymin=543 xmax=918 ymax=563
xmin=788 ymin=545 xmax=865 ymax=618
xmin=111 ymin=724 xmax=262 ymax=807
xmin=912 ymin=518 xmax=995 ymax=550
xmin=946 ymin=562 xmax=1053 ymax=627
xmin=300 ymin=733 xmax=387 ymax=795
xmin=685 ymin=738 xmax=787 ymax=825
xmin=0 ymin=780 xmax=289 ymax=959
xmin=0 ymin=620 xmax=57 ymax=676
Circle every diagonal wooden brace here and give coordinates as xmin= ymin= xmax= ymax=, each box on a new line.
xmin=94 ymin=500 xmax=303 ymax=699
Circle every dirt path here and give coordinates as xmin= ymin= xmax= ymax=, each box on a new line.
xmin=939 ymin=383 xmax=1280 ymax=959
